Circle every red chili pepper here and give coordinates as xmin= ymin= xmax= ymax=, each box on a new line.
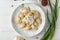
xmin=41 ymin=0 xmax=48 ymax=6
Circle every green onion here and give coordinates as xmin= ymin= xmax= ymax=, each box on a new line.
xmin=40 ymin=0 xmax=58 ymax=40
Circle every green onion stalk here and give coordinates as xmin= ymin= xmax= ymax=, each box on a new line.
xmin=40 ymin=0 xmax=58 ymax=40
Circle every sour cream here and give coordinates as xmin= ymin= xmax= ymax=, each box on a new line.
xmin=23 ymin=13 xmax=34 ymax=25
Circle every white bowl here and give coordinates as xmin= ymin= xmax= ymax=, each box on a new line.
xmin=11 ymin=2 xmax=46 ymax=37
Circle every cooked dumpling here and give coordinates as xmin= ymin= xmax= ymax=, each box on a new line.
xmin=33 ymin=22 xmax=38 ymax=26
xmin=21 ymin=7 xmax=30 ymax=14
xmin=19 ymin=22 xmax=26 ymax=28
xmin=24 ymin=26 xmax=31 ymax=30
xmin=22 ymin=7 xmax=30 ymax=11
xmin=33 ymin=15 xmax=38 ymax=20
xmin=31 ymin=10 xmax=38 ymax=15
xmin=36 ymin=18 xmax=41 ymax=24
xmin=23 ymin=12 xmax=28 ymax=16
xmin=13 ymin=35 xmax=22 ymax=40
xmin=31 ymin=24 xmax=37 ymax=30
xmin=18 ymin=13 xmax=24 ymax=19
xmin=19 ymin=20 xmax=22 ymax=24
xmin=24 ymin=23 xmax=31 ymax=30
xmin=22 ymin=9 xmax=29 ymax=14
xmin=15 ymin=16 xmax=20 ymax=24
xmin=31 ymin=10 xmax=39 ymax=19
xmin=26 ymin=23 xmax=30 ymax=27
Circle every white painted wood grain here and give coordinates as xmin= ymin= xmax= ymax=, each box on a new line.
xmin=0 ymin=0 xmax=60 ymax=40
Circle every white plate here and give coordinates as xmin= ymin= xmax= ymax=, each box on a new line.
xmin=11 ymin=2 xmax=46 ymax=37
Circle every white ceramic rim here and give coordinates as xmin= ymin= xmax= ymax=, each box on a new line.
xmin=11 ymin=1 xmax=46 ymax=38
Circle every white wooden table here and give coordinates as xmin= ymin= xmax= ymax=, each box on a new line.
xmin=0 ymin=0 xmax=60 ymax=40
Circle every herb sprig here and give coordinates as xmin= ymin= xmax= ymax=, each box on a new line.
xmin=40 ymin=0 xmax=58 ymax=40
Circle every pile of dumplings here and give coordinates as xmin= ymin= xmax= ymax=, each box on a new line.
xmin=15 ymin=7 xmax=41 ymax=30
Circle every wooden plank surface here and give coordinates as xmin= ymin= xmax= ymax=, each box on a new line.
xmin=0 ymin=0 xmax=60 ymax=40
